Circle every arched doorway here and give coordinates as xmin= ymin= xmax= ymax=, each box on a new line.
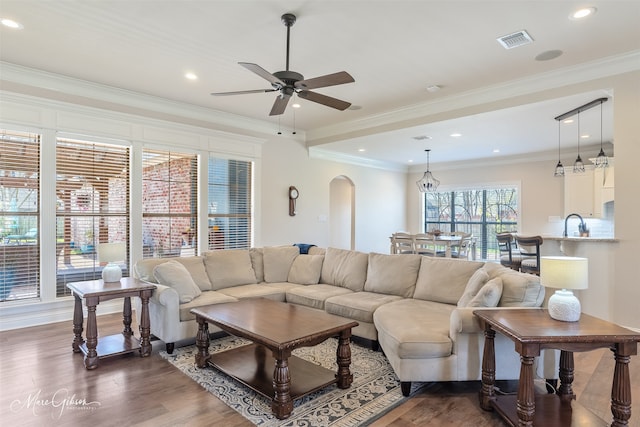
xmin=329 ymin=176 xmax=355 ymax=250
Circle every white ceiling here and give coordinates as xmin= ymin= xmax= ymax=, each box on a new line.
xmin=0 ymin=1 xmax=638 ymax=168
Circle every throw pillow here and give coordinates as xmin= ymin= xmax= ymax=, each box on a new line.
xmin=153 ymin=260 xmax=202 ymax=303
xmin=466 ymin=277 xmax=503 ymax=307
xmin=287 ymin=255 xmax=324 ymax=285
xmin=457 ymin=268 xmax=490 ymax=307
xmin=203 ymin=249 xmax=257 ymax=290
xmin=173 ymin=256 xmax=212 ymax=291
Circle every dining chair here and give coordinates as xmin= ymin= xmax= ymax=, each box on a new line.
xmin=451 ymin=235 xmax=473 ymax=259
xmin=412 ymin=233 xmax=437 ymax=256
xmin=515 ymin=235 xmax=543 ymax=275
xmin=391 ymin=232 xmax=415 ymax=254
xmin=496 ymin=232 xmax=522 ymax=270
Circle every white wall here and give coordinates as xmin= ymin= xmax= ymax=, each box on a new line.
xmin=259 ymin=135 xmax=406 ymax=254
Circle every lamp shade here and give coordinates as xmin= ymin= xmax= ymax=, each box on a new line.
xmin=98 ymin=243 xmax=126 ymax=282
xmin=98 ymin=242 xmax=126 ymax=263
xmin=541 ymin=256 xmax=588 ymax=322
xmin=540 ymin=256 xmax=588 ymax=290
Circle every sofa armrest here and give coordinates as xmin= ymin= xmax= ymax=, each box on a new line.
xmin=151 ymin=282 xmax=179 ymax=308
xmin=450 ymin=307 xmax=483 ymax=338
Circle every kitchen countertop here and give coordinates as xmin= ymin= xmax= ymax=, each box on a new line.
xmin=541 ymin=235 xmax=618 ymax=243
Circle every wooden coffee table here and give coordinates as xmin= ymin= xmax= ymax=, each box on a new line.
xmin=191 ymin=299 xmax=359 ymax=419
xmin=474 ymin=308 xmax=640 ymax=427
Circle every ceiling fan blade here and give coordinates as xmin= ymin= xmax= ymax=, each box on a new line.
xmin=269 ymin=94 xmax=291 ymax=116
xmin=295 ymin=71 xmax=355 ymax=90
xmin=239 ymin=62 xmax=285 ymax=87
xmin=211 ymin=88 xmax=277 ymax=96
xmin=298 ymin=90 xmax=351 ymax=111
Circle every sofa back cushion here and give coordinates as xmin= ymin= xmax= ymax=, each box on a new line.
xmin=249 ymin=248 xmax=264 ymax=282
xmin=413 ymin=257 xmax=484 ymax=304
xmin=203 ymin=249 xmax=257 ymax=290
xmin=263 ymin=246 xmax=299 ymax=283
xmin=288 ymin=254 xmax=324 ymax=285
xmin=134 ymin=256 xmax=212 ymax=291
xmin=497 ymin=270 xmax=545 ymax=307
xmin=320 ymin=247 xmax=368 ymax=292
xmin=153 ymin=260 xmax=202 ymax=303
xmin=364 ymin=253 xmax=421 ymax=297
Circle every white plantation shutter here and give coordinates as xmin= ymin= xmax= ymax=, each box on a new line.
xmin=208 ymin=157 xmax=252 ymax=250
xmin=0 ymin=129 xmax=40 ymax=302
xmin=56 ymin=137 xmax=130 ymax=297
xmin=142 ymin=149 xmax=198 ymax=258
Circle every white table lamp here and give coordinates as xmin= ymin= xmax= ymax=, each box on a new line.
xmin=540 ymin=256 xmax=588 ymax=322
xmin=98 ymin=242 xmax=126 ymax=282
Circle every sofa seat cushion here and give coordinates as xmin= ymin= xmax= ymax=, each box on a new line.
xmin=217 ymin=284 xmax=287 ymax=301
xmin=374 ymin=299 xmax=455 ymax=359
xmin=285 ymin=284 xmax=353 ymax=310
xmin=178 ymin=291 xmax=238 ymax=321
xmin=325 ymin=292 xmax=403 ymax=323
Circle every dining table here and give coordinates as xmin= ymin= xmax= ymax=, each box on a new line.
xmin=389 ymin=233 xmax=476 ymax=259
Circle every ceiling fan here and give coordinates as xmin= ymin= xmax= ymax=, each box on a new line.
xmin=211 ymin=13 xmax=355 ymax=116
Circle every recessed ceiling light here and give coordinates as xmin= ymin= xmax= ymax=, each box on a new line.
xmin=450 ymin=133 xmax=462 ymax=138
xmin=292 ymin=103 xmax=301 ymax=109
xmin=581 ymin=134 xmax=590 ymax=139
xmin=358 ymin=148 xmax=366 ymax=152
xmin=570 ymin=7 xmax=597 ymax=20
xmin=1 ymin=18 xmax=24 ymax=29
xmin=408 ymin=159 xmax=414 ymax=163
xmin=185 ymin=72 xmax=198 ymax=80
xmin=493 ymin=148 xmax=500 ymax=153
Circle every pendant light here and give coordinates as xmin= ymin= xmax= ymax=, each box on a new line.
xmin=594 ymin=99 xmax=608 ymax=168
xmin=416 ymin=149 xmax=440 ymax=192
xmin=554 ymin=119 xmax=565 ymax=177
xmin=573 ymin=111 xmax=585 ymax=173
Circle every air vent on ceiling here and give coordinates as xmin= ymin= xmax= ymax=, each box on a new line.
xmin=412 ymin=135 xmax=432 ymax=141
xmin=497 ymin=30 xmax=534 ymax=49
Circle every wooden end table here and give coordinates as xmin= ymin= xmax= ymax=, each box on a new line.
xmin=67 ymin=277 xmax=156 ymax=370
xmin=474 ymin=308 xmax=640 ymax=427
xmin=191 ymin=299 xmax=358 ymax=420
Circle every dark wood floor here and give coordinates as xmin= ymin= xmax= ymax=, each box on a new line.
xmin=1 ymin=312 xmax=638 ymax=427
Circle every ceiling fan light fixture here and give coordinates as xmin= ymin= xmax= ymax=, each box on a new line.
xmin=416 ymin=149 xmax=440 ymax=193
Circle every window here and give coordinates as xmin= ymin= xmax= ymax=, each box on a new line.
xmin=56 ymin=137 xmax=130 ymax=296
xmin=142 ymin=149 xmax=197 ymax=258
xmin=424 ymin=187 xmax=518 ymax=260
xmin=208 ymin=157 xmax=252 ymax=250
xmin=0 ymin=129 xmax=40 ymax=302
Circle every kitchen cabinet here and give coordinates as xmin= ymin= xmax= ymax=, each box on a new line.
xmin=564 ymin=168 xmax=597 ymax=217
xmin=564 ymin=162 xmax=615 ymax=218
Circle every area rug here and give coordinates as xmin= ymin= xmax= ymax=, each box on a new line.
xmin=160 ymin=336 xmax=424 ymax=426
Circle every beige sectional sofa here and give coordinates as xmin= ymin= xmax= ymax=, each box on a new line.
xmin=134 ymin=245 xmax=557 ymax=395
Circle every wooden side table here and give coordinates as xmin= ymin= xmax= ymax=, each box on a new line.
xmin=474 ymin=308 xmax=640 ymax=427
xmin=67 ymin=277 xmax=156 ymax=370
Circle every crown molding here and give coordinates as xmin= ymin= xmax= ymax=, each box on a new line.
xmin=309 ymin=147 xmax=408 ymax=172
xmin=306 ymin=50 xmax=640 ymax=145
xmin=0 ymin=61 xmax=278 ymax=138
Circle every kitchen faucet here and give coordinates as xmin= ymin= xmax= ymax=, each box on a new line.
xmin=563 ymin=213 xmax=587 ymax=237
